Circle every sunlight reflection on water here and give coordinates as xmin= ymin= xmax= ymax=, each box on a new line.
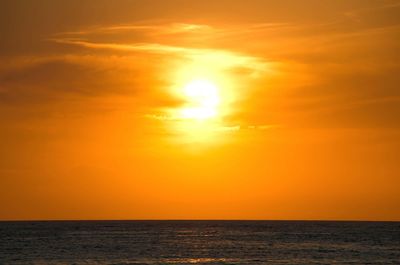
xmin=1 ymin=221 xmax=399 ymax=265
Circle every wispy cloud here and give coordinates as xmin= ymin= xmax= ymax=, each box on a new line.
xmin=50 ymin=38 xmax=269 ymax=74
xmin=56 ymin=22 xmax=214 ymax=36
xmin=4 ymin=4 xmax=400 ymax=129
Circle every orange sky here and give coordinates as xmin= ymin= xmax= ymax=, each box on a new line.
xmin=1 ymin=0 xmax=400 ymax=221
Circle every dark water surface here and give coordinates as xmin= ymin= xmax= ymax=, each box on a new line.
xmin=1 ymin=221 xmax=399 ymax=264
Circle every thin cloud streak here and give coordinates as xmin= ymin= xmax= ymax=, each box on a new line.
xmin=50 ymin=38 xmax=270 ymax=72
xmin=56 ymin=23 xmax=214 ymax=36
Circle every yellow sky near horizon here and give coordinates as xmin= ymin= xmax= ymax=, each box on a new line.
xmin=0 ymin=0 xmax=400 ymax=220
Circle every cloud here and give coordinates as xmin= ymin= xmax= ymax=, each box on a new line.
xmin=0 ymin=55 xmax=152 ymax=106
xmin=57 ymin=23 xmax=214 ymax=36
xmin=2 ymin=6 xmax=400 ymax=129
xmin=50 ymin=38 xmax=268 ymax=72
xmin=51 ymin=38 xmax=193 ymax=54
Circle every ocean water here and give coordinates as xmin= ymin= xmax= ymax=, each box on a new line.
xmin=0 ymin=221 xmax=399 ymax=264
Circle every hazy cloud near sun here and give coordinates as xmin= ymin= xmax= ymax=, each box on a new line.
xmin=1 ymin=0 xmax=400 ymax=128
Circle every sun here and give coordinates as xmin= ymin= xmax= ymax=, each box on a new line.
xmin=181 ymin=79 xmax=221 ymax=120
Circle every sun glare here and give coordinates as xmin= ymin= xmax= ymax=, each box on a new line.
xmin=181 ymin=79 xmax=220 ymax=120
xmin=165 ymin=50 xmax=252 ymax=142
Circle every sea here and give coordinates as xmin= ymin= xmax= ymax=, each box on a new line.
xmin=0 ymin=221 xmax=399 ymax=264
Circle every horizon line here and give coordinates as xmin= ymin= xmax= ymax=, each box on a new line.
xmin=1 ymin=219 xmax=399 ymax=222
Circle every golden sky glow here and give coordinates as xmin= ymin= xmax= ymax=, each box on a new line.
xmin=0 ymin=0 xmax=400 ymax=221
